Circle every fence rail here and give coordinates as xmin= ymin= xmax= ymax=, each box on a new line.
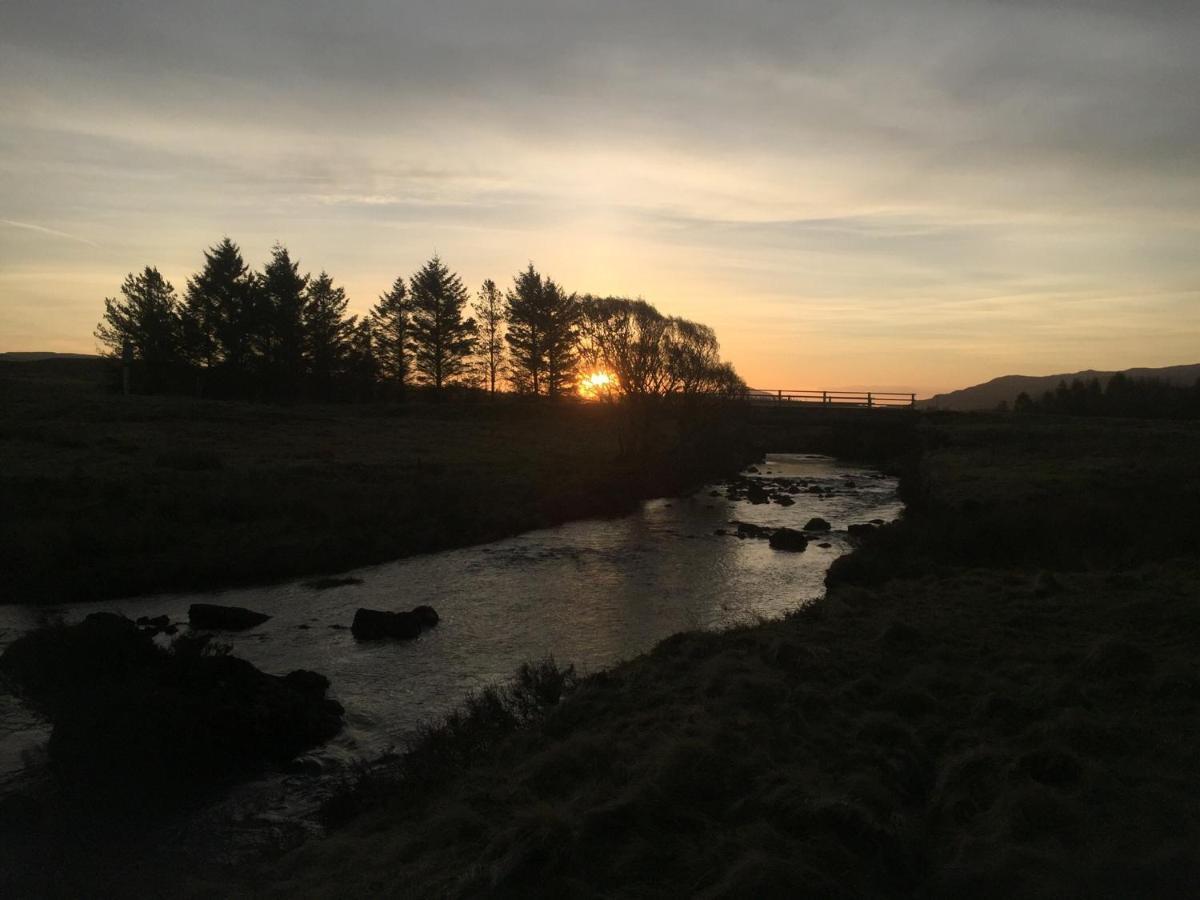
xmin=748 ymin=389 xmax=916 ymax=409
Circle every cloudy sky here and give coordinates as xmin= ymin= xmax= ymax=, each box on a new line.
xmin=2 ymin=0 xmax=1197 ymax=394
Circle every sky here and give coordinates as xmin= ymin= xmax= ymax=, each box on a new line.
xmin=1 ymin=0 xmax=1198 ymax=396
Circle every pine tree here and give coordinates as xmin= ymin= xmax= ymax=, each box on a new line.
xmin=95 ymin=267 xmax=181 ymax=389
xmin=409 ymin=256 xmax=477 ymax=390
xmin=504 ymin=264 xmax=578 ymax=397
xmin=179 ymin=238 xmax=260 ymax=371
xmin=504 ymin=263 xmax=545 ymax=395
xmin=541 ymin=276 xmax=580 ymax=398
xmin=260 ymin=243 xmax=309 ymax=392
xmin=370 ymin=276 xmax=414 ymax=397
xmin=302 ymin=271 xmax=354 ymax=391
xmin=473 ymin=278 xmax=506 ymax=395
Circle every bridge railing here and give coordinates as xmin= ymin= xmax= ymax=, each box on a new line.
xmin=747 ymin=389 xmax=916 ymax=409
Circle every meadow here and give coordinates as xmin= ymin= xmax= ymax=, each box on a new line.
xmin=0 ymin=360 xmax=747 ymax=605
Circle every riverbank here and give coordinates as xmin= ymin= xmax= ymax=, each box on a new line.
xmin=0 ymin=361 xmax=751 ymax=605
xmin=213 ymin=414 xmax=1200 ymax=898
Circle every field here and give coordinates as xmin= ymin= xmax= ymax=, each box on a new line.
xmin=0 ymin=360 xmax=748 ymax=605
xmin=219 ymin=414 xmax=1200 ymax=898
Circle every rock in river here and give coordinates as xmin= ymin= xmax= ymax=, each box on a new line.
xmin=188 ymin=603 xmax=271 ymax=630
xmin=803 ymin=517 xmax=832 ymax=532
xmin=352 ymin=607 xmax=425 ymax=640
xmin=768 ymin=528 xmax=809 ymax=552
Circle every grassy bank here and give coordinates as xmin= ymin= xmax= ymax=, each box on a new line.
xmin=207 ymin=414 xmax=1200 ymax=898
xmin=0 ymin=361 xmax=750 ymax=604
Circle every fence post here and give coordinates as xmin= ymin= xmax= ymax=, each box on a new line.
xmin=777 ymin=389 xmax=782 ymax=404
xmin=867 ymin=392 xmax=873 ymax=408
xmin=910 ymin=393 xmax=915 ymax=407
xmin=822 ymin=391 xmax=828 ymax=405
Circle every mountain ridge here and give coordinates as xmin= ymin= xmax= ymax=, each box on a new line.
xmin=919 ymin=363 xmax=1200 ymax=410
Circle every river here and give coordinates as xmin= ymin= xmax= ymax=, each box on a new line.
xmin=0 ymin=452 xmax=901 ymax=854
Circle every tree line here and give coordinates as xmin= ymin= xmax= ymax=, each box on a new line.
xmin=1007 ymin=373 xmax=1200 ymax=419
xmin=96 ymin=238 xmax=746 ymax=403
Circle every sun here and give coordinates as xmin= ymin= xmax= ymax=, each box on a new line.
xmin=578 ymin=371 xmax=617 ymax=399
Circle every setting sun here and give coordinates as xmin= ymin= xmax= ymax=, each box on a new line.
xmin=578 ymin=371 xmax=617 ymax=400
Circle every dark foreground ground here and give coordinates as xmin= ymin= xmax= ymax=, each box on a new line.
xmin=0 ymin=359 xmax=746 ymax=604
xmin=186 ymin=415 xmax=1200 ymax=899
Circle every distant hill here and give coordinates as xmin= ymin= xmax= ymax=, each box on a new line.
xmin=0 ymin=351 xmax=97 ymax=362
xmin=919 ymin=363 xmax=1200 ymax=411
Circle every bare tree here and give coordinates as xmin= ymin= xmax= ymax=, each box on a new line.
xmin=473 ymin=278 xmax=506 ymax=394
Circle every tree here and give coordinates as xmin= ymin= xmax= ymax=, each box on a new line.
xmin=409 ymin=256 xmax=477 ymax=390
xmin=95 ymin=267 xmax=181 ymax=389
xmin=345 ymin=317 xmax=379 ymax=401
xmin=577 ymin=296 xmax=673 ymax=400
xmin=370 ymin=276 xmax=414 ymax=397
xmin=504 ymin=264 xmax=579 ymax=397
xmin=505 ymin=264 xmax=545 ymax=395
xmin=302 ymin=271 xmax=354 ymax=391
xmin=259 ymin=243 xmax=309 ymax=393
xmin=179 ymin=238 xmax=260 ymax=371
xmin=541 ymin=277 xmax=580 ymax=398
xmin=473 ymin=278 xmax=506 ymax=395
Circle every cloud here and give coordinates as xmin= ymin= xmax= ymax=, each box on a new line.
xmin=0 ymin=0 xmax=1198 ymax=389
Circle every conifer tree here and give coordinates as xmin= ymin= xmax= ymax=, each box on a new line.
xmin=179 ymin=237 xmax=260 ymax=370
xmin=302 ymin=271 xmax=353 ymax=390
xmin=408 ymin=256 xmax=477 ymax=390
xmin=95 ymin=267 xmax=181 ymax=388
xmin=504 ymin=264 xmax=545 ymax=395
xmin=541 ymin=276 xmax=580 ymax=398
xmin=370 ymin=276 xmax=414 ymax=396
xmin=259 ymin=243 xmax=309 ymax=391
xmin=504 ymin=263 xmax=578 ymax=397
xmin=473 ymin=278 xmax=506 ymax=395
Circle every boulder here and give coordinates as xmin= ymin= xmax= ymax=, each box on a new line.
xmin=284 ymin=669 xmax=331 ymax=696
xmin=847 ymin=523 xmax=878 ymax=541
xmin=351 ymin=608 xmax=422 ymax=640
xmin=0 ymin=617 xmax=343 ymax=792
xmin=774 ymin=495 xmax=795 ymax=506
xmin=768 ymin=528 xmax=808 ymax=552
xmin=746 ymin=484 xmax=770 ymax=504
xmin=411 ymin=605 xmax=440 ymax=627
xmin=188 ymin=603 xmax=271 ymax=630
xmin=804 ymin=517 xmax=832 ymax=532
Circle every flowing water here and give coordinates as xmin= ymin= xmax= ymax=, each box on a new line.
xmin=0 ymin=453 xmax=901 ymax=849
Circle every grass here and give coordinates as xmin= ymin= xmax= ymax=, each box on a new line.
xmin=191 ymin=413 xmax=1200 ymax=899
xmin=0 ymin=361 xmax=749 ymax=604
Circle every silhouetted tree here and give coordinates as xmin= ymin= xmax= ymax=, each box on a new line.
xmin=504 ymin=264 xmax=579 ymax=397
xmin=180 ymin=238 xmax=260 ymax=371
xmin=577 ymin=296 xmax=672 ymax=400
xmin=541 ymin=277 xmax=580 ymax=398
xmin=302 ymin=271 xmax=353 ymax=392
xmin=259 ymin=243 xmax=309 ymax=394
xmin=95 ymin=267 xmax=181 ymax=390
xmin=409 ymin=256 xmax=477 ymax=390
xmin=345 ymin=317 xmax=379 ymax=401
xmin=505 ymin=264 xmax=546 ymax=395
xmin=473 ymin=279 xmax=506 ymax=395
xmin=370 ymin=276 xmax=414 ymax=398
xmin=1014 ymin=374 xmax=1200 ymax=419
